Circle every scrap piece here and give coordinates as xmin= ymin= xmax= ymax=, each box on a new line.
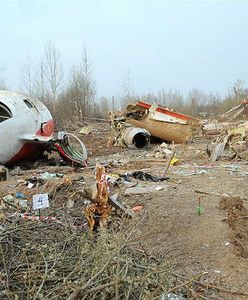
xmin=108 ymin=193 xmax=133 ymax=217
xmin=110 ymin=101 xmax=200 ymax=145
xmin=122 ymin=171 xmax=169 ymax=182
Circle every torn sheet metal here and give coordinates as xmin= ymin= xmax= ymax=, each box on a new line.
xmin=110 ymin=101 xmax=200 ymax=144
xmin=127 ymin=101 xmax=200 ymax=143
xmin=108 ymin=193 xmax=132 ymax=217
xmin=54 ymin=132 xmax=88 ymax=165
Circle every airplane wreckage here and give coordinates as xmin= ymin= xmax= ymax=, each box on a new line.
xmin=0 ymin=91 xmax=200 ymax=166
xmin=0 ymin=91 xmax=87 ymax=166
xmin=110 ymin=101 xmax=200 ymax=149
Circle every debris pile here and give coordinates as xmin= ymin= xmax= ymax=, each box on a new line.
xmin=208 ymin=121 xmax=248 ymax=161
xmin=152 ymin=142 xmax=173 ymax=158
xmin=202 ymin=121 xmax=230 ymax=136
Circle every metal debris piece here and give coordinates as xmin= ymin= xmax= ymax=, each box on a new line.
xmin=124 ymin=186 xmax=149 ymax=196
xmin=122 ymin=171 xmax=169 ymax=182
xmin=110 ymin=101 xmax=200 ymax=146
xmin=108 ymin=193 xmax=133 ymax=217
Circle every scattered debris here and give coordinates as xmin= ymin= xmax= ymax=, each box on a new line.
xmin=122 ymin=171 xmax=169 ymax=182
xmin=161 ymin=293 xmax=185 ymax=300
xmin=39 ymin=171 xmax=64 ymax=180
xmin=132 ymin=205 xmax=144 ymax=212
xmin=202 ymin=122 xmax=229 ymax=136
xmin=153 ymin=142 xmax=173 ymax=158
xmin=124 ymin=186 xmax=149 ymax=196
xmin=0 ymin=165 xmax=8 ymax=181
xmin=208 ymin=121 xmax=248 ymax=161
xmin=154 ymin=186 xmax=164 ymax=191
xmin=108 ymin=193 xmax=133 ymax=217
xmin=79 ymin=124 xmax=93 ymax=135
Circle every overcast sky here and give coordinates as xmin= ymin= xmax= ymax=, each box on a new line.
xmin=1 ymin=0 xmax=248 ymax=98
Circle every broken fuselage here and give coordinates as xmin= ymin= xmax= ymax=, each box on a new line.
xmin=0 ymin=91 xmax=54 ymax=166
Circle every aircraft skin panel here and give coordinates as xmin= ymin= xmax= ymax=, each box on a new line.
xmin=0 ymin=91 xmax=54 ymax=165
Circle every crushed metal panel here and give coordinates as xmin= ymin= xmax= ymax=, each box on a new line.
xmin=110 ymin=101 xmax=200 ymax=145
xmin=125 ymin=101 xmax=200 ymax=144
xmin=127 ymin=118 xmax=196 ymax=144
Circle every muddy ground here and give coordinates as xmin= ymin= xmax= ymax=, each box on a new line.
xmin=1 ymin=121 xmax=248 ymax=299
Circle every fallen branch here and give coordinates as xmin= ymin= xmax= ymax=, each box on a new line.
xmin=154 ymin=271 xmax=208 ymax=299
xmin=67 ymin=251 xmax=120 ymax=300
xmin=195 ymin=281 xmax=248 ymax=297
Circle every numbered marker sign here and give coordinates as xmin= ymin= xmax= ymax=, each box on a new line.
xmin=33 ymin=193 xmax=49 ymax=210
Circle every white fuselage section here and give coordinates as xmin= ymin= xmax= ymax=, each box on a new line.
xmin=0 ymin=91 xmax=54 ymax=165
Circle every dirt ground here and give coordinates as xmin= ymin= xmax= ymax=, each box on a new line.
xmin=1 ymin=121 xmax=248 ymax=299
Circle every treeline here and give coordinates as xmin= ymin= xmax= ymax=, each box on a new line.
xmin=0 ymin=42 xmax=247 ymax=126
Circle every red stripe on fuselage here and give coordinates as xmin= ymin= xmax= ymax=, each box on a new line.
xmin=6 ymin=119 xmax=54 ymax=166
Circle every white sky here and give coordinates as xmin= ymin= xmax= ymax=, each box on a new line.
xmin=1 ymin=0 xmax=248 ymax=98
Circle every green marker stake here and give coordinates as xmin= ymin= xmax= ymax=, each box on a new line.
xmin=196 ymin=197 xmax=204 ymax=215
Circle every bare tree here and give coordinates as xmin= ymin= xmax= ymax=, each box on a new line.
xmin=80 ymin=46 xmax=96 ymax=116
xmin=43 ymin=41 xmax=63 ymax=112
xmin=69 ymin=46 xmax=96 ymax=119
xmin=20 ymin=57 xmax=34 ymax=95
xmin=157 ymin=89 xmax=184 ymax=111
xmin=231 ymin=79 xmax=245 ymax=100
xmin=120 ymin=71 xmax=135 ymax=108
xmin=34 ymin=59 xmax=46 ymax=102
xmin=187 ymin=88 xmax=206 ymax=117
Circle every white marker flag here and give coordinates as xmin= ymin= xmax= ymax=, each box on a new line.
xmin=33 ymin=193 xmax=49 ymax=210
